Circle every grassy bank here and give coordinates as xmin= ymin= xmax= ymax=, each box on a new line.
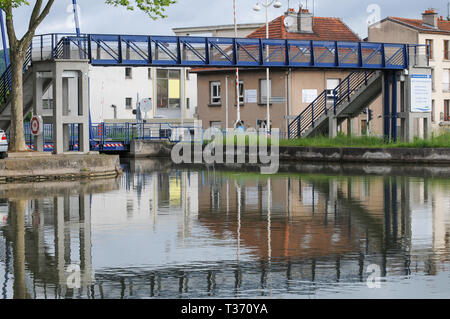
xmin=204 ymin=132 xmax=450 ymax=148
xmin=280 ymin=132 xmax=450 ymax=148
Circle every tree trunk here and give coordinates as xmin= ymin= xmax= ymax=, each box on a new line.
xmin=9 ymin=51 xmax=28 ymax=152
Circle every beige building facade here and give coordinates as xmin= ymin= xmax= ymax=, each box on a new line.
xmin=193 ymin=9 xmax=363 ymax=135
xmin=369 ymin=9 xmax=450 ymax=133
xmin=195 ymin=68 xmax=357 ymax=134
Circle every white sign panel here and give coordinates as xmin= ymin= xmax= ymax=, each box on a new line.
xmin=245 ymin=90 xmax=258 ymax=104
xmin=411 ymin=74 xmax=432 ymax=113
xmin=30 ymin=115 xmax=43 ymax=136
xmin=302 ymin=89 xmax=318 ymax=104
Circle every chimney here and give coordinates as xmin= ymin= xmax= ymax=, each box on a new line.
xmin=297 ymin=7 xmax=313 ymax=33
xmin=423 ymin=9 xmax=438 ymax=29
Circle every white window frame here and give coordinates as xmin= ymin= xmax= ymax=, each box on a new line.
xmin=260 ymin=79 xmax=272 ymax=104
xmin=210 ymin=81 xmax=221 ymax=105
xmin=125 ymin=67 xmax=133 ymax=79
xmin=238 ymin=81 xmax=244 ymax=105
xmin=125 ymin=97 xmax=133 ymax=110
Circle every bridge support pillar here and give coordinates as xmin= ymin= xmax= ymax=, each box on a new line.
xmin=328 ymin=116 xmax=338 ymax=138
xmin=32 ymin=73 xmax=45 ymax=152
xmin=383 ymin=71 xmax=391 ymax=141
xmin=399 ymin=66 xmax=432 ymax=142
xmin=51 ymin=60 xmax=90 ymax=154
xmin=346 ymin=117 xmax=353 ymax=137
xmin=391 ymin=72 xmax=398 ymax=142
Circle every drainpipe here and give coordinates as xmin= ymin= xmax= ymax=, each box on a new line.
xmin=225 ymin=75 xmax=229 ymax=130
xmin=285 ymin=69 xmax=291 ymax=136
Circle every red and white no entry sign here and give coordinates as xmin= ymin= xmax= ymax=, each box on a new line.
xmin=30 ymin=115 xmax=43 ymax=136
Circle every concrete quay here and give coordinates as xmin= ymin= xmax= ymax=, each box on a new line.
xmin=0 ymin=152 xmax=122 ymax=183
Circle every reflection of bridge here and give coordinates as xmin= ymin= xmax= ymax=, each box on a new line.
xmin=0 ymin=162 xmax=447 ymax=299
xmin=0 ymin=179 xmax=120 ymax=299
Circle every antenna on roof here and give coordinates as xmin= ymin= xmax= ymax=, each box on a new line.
xmin=448 ymin=1 xmax=450 ymax=20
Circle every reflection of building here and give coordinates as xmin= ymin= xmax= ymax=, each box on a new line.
xmin=1 ymin=163 xmax=449 ymax=299
xmin=197 ymin=170 xmax=450 ymax=270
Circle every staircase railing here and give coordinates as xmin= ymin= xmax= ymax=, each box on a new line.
xmin=288 ymin=70 xmax=377 ymax=139
xmin=0 ymin=46 xmax=32 ymax=105
xmin=0 ymin=34 xmax=88 ymax=106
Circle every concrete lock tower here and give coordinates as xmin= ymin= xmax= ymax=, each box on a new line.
xmin=32 ymin=59 xmax=90 ymax=154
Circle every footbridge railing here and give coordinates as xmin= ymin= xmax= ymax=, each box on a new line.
xmin=28 ymin=33 xmax=411 ymax=70
xmin=24 ymin=122 xmax=201 ymax=152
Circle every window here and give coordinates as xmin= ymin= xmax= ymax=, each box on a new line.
xmin=260 ymin=79 xmax=272 ymax=104
xmin=210 ymin=121 xmax=222 ymax=129
xmin=186 ymin=97 xmax=190 ymax=109
xmin=426 ymin=39 xmax=433 ymax=60
xmin=445 ymin=40 xmax=450 ymax=60
xmin=43 ymin=99 xmax=53 ymax=110
xmin=148 ymin=68 xmax=152 ymax=80
xmin=443 ymin=69 xmax=449 ymax=92
xmin=431 ymin=100 xmax=435 ymax=123
xmin=361 ymin=120 xmax=368 ymax=135
xmin=186 ymin=69 xmax=190 ymax=81
xmin=431 ymin=68 xmax=436 ymax=91
xmin=157 ymin=69 xmax=181 ymax=109
xmin=125 ymin=67 xmax=132 ymax=79
xmin=210 ymin=81 xmax=221 ymax=105
xmin=445 ymin=100 xmax=450 ymax=121
xmin=237 ymin=81 xmax=244 ymax=105
xmin=125 ymin=97 xmax=133 ymax=110
xmin=326 ymin=78 xmax=340 ymax=103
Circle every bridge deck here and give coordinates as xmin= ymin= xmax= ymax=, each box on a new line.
xmin=31 ymin=33 xmax=411 ymax=70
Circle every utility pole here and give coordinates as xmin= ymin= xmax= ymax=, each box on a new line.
xmin=233 ymin=0 xmax=241 ymax=130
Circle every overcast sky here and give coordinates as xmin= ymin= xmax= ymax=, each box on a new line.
xmin=7 ymin=0 xmax=449 ymax=41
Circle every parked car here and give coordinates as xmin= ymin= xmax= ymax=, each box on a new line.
xmin=0 ymin=130 xmax=8 ymax=159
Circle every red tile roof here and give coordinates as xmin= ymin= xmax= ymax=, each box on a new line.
xmin=191 ymin=14 xmax=360 ymax=73
xmin=389 ymin=16 xmax=450 ymax=34
xmin=246 ymin=15 xmax=361 ymax=42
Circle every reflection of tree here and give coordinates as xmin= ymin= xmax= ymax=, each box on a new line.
xmin=10 ymin=200 xmax=30 ymax=299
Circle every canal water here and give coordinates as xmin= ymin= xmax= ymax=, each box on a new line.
xmin=0 ymin=159 xmax=449 ymax=299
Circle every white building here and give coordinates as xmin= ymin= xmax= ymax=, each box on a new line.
xmin=88 ymin=66 xmax=197 ymax=124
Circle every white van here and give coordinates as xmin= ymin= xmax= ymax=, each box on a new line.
xmin=0 ymin=130 xmax=8 ymax=159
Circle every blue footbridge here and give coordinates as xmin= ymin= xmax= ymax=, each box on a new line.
xmin=0 ymin=32 xmax=429 ymax=152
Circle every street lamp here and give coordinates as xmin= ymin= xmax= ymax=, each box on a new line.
xmin=253 ymin=1 xmax=282 ymax=133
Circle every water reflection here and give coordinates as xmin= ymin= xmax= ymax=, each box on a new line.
xmin=0 ymin=160 xmax=449 ymax=299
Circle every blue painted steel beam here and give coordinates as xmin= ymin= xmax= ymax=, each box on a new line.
xmin=0 ymin=10 xmax=9 ymax=67
xmin=383 ymin=71 xmax=391 ymax=141
xmin=391 ymin=71 xmax=398 ymax=142
xmin=59 ymin=33 xmax=409 ymax=70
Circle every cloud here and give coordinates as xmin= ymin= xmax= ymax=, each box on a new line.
xmin=6 ymin=0 xmax=448 ymax=40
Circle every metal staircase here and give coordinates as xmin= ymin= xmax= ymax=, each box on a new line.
xmin=288 ymin=70 xmax=383 ymax=138
xmin=0 ymin=47 xmax=34 ymax=131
